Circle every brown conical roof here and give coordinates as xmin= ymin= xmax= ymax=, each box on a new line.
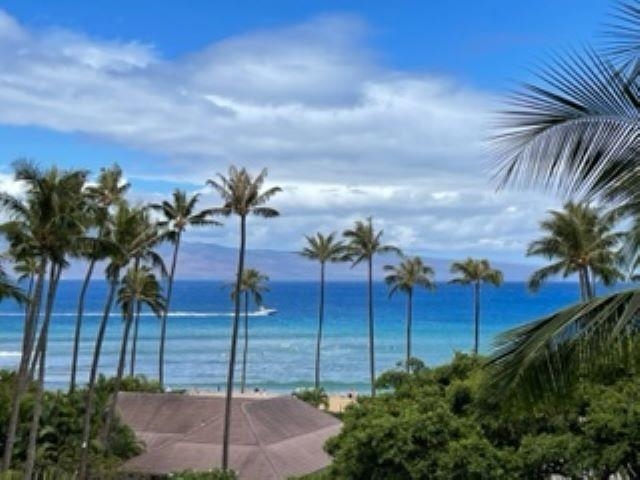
xmin=118 ymin=392 xmax=341 ymax=479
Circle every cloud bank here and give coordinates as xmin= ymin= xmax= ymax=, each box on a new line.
xmin=0 ymin=10 xmax=556 ymax=262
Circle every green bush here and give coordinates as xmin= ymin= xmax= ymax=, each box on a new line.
xmin=0 ymin=371 xmax=159 ymax=477
xmin=292 ymin=387 xmax=329 ymax=409
xmin=322 ymin=353 xmax=640 ymax=479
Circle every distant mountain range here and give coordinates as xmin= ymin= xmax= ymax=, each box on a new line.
xmin=61 ymin=242 xmax=539 ymax=282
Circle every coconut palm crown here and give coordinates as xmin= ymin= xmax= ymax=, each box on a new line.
xmin=527 ymin=202 xmax=624 ymax=300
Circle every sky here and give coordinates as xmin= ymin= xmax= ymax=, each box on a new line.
xmin=0 ymin=0 xmax=612 ymax=265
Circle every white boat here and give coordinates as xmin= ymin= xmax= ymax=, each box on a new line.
xmin=254 ymin=306 xmax=277 ymax=316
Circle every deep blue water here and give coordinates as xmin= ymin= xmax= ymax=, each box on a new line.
xmin=0 ymin=280 xmax=613 ymax=392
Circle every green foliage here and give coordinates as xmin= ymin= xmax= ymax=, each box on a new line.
xmin=0 ymin=371 xmax=159 ymax=477
xmin=292 ymin=388 xmax=329 ymax=409
xmin=323 ymin=354 xmax=640 ymax=479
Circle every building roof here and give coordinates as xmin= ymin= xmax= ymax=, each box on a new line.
xmin=118 ymin=392 xmax=341 ymax=479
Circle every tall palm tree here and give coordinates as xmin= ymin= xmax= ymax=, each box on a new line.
xmin=150 ymin=189 xmax=219 ymax=388
xmin=0 ymin=161 xmax=87 ymax=475
xmin=206 ymin=166 xmax=281 ymax=471
xmin=449 ymin=258 xmax=503 ymax=355
xmin=234 ymin=268 xmax=269 ymax=394
xmin=343 ymin=217 xmax=400 ymax=397
xmin=384 ymin=256 xmax=435 ymax=372
xmin=70 ymin=164 xmax=129 ymax=393
xmin=300 ymin=232 xmax=347 ymax=390
xmin=527 ymin=202 xmax=623 ymax=301
xmin=78 ymin=202 xmax=159 ymax=478
xmin=489 ymin=2 xmax=640 ymax=401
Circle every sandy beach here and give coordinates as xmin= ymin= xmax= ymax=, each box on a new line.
xmin=183 ymin=388 xmax=357 ymax=413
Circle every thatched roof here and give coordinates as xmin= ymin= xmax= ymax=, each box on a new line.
xmin=118 ymin=392 xmax=341 ymax=479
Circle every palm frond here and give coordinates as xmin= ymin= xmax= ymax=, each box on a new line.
xmin=487 ymin=288 xmax=640 ymax=402
xmin=494 ymin=48 xmax=640 ymax=199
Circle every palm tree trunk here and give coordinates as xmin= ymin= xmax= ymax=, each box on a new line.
xmin=1 ymin=259 xmax=46 ymax=471
xmin=20 ymin=275 xmax=35 ymax=357
xmin=315 ymin=262 xmax=325 ymax=390
xmin=406 ymin=289 xmax=412 ymax=372
xmin=24 ymin=263 xmax=61 ymax=480
xmin=586 ymin=267 xmax=595 ymax=299
xmin=78 ymin=274 xmax=119 ymax=480
xmin=473 ymin=281 xmax=480 ymax=355
xmin=241 ymin=291 xmax=249 ymax=394
xmin=159 ymin=232 xmax=181 ymax=389
xmin=70 ymin=257 xmax=96 ymax=393
xmin=129 ymin=300 xmax=142 ymax=377
xmin=103 ymin=300 xmax=135 ymax=446
xmin=222 ymin=214 xmax=246 ymax=471
xmin=129 ymin=257 xmax=141 ymax=377
xmin=578 ymin=268 xmax=589 ymax=301
xmin=368 ymin=256 xmax=375 ymax=397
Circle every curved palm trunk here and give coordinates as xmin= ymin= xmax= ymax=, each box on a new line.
xmin=159 ymin=233 xmax=181 ymax=389
xmin=129 ymin=301 xmax=142 ymax=377
xmin=70 ymin=258 xmax=96 ymax=393
xmin=473 ymin=281 xmax=480 ymax=355
xmin=406 ymin=289 xmax=413 ymax=372
xmin=1 ymin=259 xmax=46 ymax=471
xmin=241 ymin=291 xmax=249 ymax=394
xmin=368 ymin=256 xmax=375 ymax=397
xmin=25 ymin=263 xmax=62 ymax=480
xmin=315 ymin=262 xmax=325 ymax=390
xmin=222 ymin=214 xmax=246 ymax=471
xmin=103 ymin=300 xmax=135 ymax=447
xmin=78 ymin=274 xmax=119 ymax=479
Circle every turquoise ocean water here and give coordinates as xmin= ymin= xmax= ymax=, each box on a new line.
xmin=0 ymin=280 xmax=603 ymax=393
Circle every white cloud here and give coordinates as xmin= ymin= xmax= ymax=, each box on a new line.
xmin=0 ymin=10 xmax=558 ymax=261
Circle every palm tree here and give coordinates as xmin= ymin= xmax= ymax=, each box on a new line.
xmin=105 ymin=266 xmax=165 ymax=440
xmin=489 ymin=2 xmax=640 ymax=401
xmin=70 ymin=164 xmax=129 ymax=393
xmin=449 ymin=258 xmax=503 ymax=355
xmin=0 ymin=161 xmax=87 ymax=476
xmin=384 ymin=256 xmax=435 ymax=372
xmin=150 ymin=189 xmax=219 ymax=388
xmin=300 ymin=232 xmax=347 ymax=390
xmin=78 ymin=202 xmax=159 ymax=478
xmin=527 ymin=202 xmax=623 ymax=301
xmin=234 ymin=268 xmax=269 ymax=394
xmin=127 ymin=207 xmax=167 ymax=378
xmin=343 ymin=217 xmax=400 ymax=397
xmin=206 ymin=166 xmax=281 ymax=471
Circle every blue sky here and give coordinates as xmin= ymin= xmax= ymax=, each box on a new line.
xmin=0 ymin=1 xmax=612 ymax=263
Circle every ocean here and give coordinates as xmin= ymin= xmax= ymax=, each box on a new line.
xmin=0 ymin=280 xmax=599 ymax=393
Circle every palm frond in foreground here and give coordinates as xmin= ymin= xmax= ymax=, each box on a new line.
xmin=487 ymin=288 xmax=640 ymax=402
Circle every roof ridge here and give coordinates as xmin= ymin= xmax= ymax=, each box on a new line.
xmin=241 ymin=398 xmax=281 ymax=478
